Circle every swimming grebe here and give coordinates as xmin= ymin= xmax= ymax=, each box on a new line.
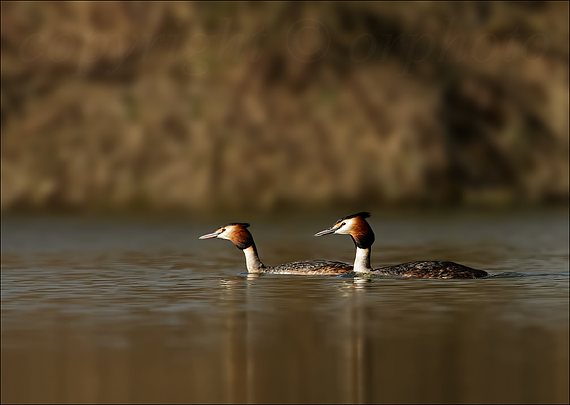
xmin=314 ymin=212 xmax=488 ymax=279
xmin=199 ymin=223 xmax=353 ymax=275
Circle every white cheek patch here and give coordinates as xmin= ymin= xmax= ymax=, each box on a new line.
xmin=218 ymin=231 xmax=231 ymax=240
xmin=335 ymin=218 xmax=355 ymax=235
xmin=334 ymin=226 xmax=349 ymax=235
xmin=217 ymin=226 xmax=238 ymax=241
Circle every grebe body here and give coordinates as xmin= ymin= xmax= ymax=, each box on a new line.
xmin=315 ymin=212 xmax=488 ymax=279
xmin=374 ymin=261 xmax=488 ymax=279
xmin=199 ymin=223 xmax=352 ymax=275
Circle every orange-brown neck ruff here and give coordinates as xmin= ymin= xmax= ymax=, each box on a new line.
xmin=228 ymin=225 xmax=255 ymax=251
xmin=349 ymin=217 xmax=375 ymax=249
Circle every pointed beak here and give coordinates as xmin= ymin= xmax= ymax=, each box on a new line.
xmin=314 ymin=226 xmax=338 ymax=237
xmin=199 ymin=231 xmax=221 ymax=240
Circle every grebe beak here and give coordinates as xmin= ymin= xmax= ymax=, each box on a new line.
xmin=314 ymin=225 xmax=339 ymax=237
xmin=199 ymin=231 xmax=221 ymax=240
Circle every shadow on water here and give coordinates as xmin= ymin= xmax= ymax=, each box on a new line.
xmin=486 ymin=272 xmax=570 ymax=278
xmin=336 ymin=270 xmax=570 ymax=279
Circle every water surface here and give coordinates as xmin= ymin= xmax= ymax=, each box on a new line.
xmin=2 ymin=211 xmax=568 ymax=403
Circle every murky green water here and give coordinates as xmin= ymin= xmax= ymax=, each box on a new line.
xmin=2 ymin=211 xmax=569 ymax=403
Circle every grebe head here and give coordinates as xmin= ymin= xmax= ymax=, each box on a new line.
xmin=199 ymin=223 xmax=254 ymax=250
xmin=314 ymin=212 xmax=375 ymax=249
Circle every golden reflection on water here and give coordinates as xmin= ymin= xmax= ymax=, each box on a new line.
xmin=2 ymin=272 xmax=569 ymax=403
xmin=1 ymin=214 xmax=569 ymax=403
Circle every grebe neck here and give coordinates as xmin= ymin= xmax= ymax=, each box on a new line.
xmin=243 ymin=244 xmax=265 ymax=273
xmin=354 ymin=247 xmax=372 ymax=273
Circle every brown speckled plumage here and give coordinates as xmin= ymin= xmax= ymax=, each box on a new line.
xmin=262 ymin=260 xmax=353 ymax=275
xmin=374 ymin=261 xmax=487 ymax=279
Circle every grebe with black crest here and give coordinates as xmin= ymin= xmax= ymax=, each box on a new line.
xmin=200 ymin=222 xmax=353 ymax=275
xmin=315 ymin=212 xmax=488 ymax=279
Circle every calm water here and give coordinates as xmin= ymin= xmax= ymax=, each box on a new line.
xmin=1 ymin=211 xmax=569 ymax=403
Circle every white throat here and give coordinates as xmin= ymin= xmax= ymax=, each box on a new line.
xmin=243 ymin=245 xmax=264 ymax=273
xmin=353 ymin=247 xmax=372 ymax=273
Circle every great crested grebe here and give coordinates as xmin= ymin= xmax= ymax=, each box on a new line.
xmin=314 ymin=212 xmax=488 ymax=279
xmin=199 ymin=222 xmax=353 ymax=275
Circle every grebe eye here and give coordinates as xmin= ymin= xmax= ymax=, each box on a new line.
xmin=341 ymin=222 xmax=346 ymax=226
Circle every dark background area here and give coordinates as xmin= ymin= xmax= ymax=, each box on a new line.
xmin=2 ymin=2 xmax=568 ymax=216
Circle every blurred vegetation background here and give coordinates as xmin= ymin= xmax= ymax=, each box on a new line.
xmin=1 ymin=2 xmax=568 ymax=216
